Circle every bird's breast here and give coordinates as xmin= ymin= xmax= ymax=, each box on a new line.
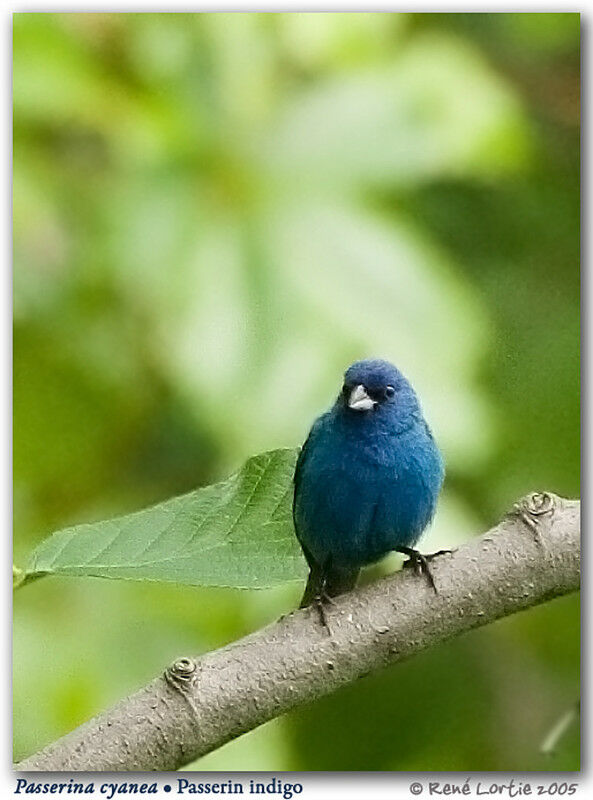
xmin=294 ymin=417 xmax=443 ymax=569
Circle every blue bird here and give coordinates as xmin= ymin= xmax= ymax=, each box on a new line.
xmin=293 ymin=358 xmax=445 ymax=608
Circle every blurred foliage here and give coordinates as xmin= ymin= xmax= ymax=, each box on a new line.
xmin=13 ymin=13 xmax=579 ymax=770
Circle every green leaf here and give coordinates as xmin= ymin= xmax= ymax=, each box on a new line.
xmin=23 ymin=448 xmax=307 ymax=589
xmin=13 ymin=565 xmax=25 ymax=589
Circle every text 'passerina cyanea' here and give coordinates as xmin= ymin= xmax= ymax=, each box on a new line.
xmin=293 ymin=359 xmax=445 ymax=608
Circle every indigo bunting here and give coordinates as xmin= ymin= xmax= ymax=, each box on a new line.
xmin=293 ymin=359 xmax=445 ymax=608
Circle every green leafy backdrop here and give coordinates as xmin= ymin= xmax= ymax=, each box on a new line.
xmin=13 ymin=12 xmax=579 ymax=770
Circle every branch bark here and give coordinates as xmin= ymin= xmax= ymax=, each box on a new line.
xmin=17 ymin=492 xmax=580 ymax=772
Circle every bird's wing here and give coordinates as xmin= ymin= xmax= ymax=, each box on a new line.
xmin=293 ymin=414 xmax=326 ymax=494
xmin=292 ymin=414 xmax=328 ymax=564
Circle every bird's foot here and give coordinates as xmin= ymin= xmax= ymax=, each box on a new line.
xmin=313 ymin=591 xmax=336 ymax=633
xmin=397 ymin=546 xmax=451 ymax=593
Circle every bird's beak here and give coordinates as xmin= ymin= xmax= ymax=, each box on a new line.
xmin=348 ymin=384 xmax=376 ymax=411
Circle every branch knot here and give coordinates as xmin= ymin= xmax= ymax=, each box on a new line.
xmin=512 ymin=491 xmax=556 ymax=536
xmin=165 ymin=657 xmax=198 ymax=692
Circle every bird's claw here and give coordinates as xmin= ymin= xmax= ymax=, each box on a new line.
xmin=412 ymin=552 xmax=437 ymax=593
xmin=313 ymin=591 xmax=335 ymax=633
xmin=398 ymin=547 xmax=452 ymax=593
xmin=424 ymin=548 xmax=455 ymax=561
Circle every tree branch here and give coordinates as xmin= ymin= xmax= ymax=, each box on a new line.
xmin=17 ymin=492 xmax=580 ymax=772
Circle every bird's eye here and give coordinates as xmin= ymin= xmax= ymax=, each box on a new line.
xmin=385 ymin=385 xmax=395 ymax=398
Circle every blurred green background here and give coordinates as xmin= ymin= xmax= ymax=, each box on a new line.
xmin=13 ymin=12 xmax=580 ymax=770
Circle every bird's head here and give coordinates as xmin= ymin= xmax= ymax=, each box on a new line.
xmin=337 ymin=359 xmax=421 ymax=425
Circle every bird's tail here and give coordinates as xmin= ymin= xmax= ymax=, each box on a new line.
xmin=299 ymin=566 xmax=359 ymax=608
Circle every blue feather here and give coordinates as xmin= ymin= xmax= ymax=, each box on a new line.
xmin=293 ymin=359 xmax=444 ymax=604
